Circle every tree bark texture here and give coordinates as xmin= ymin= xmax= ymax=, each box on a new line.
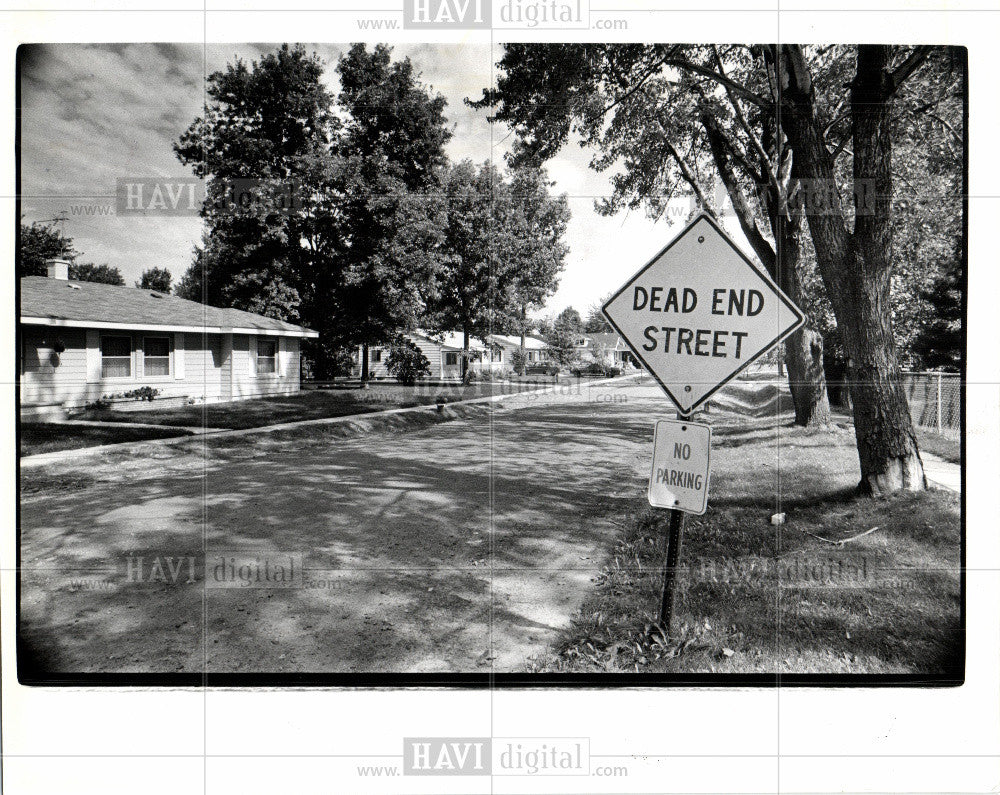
xmin=769 ymin=44 xmax=925 ymax=494
xmin=701 ymin=111 xmax=832 ymax=427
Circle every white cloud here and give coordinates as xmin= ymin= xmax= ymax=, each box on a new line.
xmin=19 ymin=43 xmax=731 ymax=312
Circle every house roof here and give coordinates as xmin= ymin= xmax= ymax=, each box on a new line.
xmin=488 ymin=334 xmax=548 ymax=350
xmin=19 ymin=276 xmax=318 ymax=337
xmin=411 ymin=331 xmax=489 ymax=351
xmin=581 ymin=332 xmax=626 ymax=349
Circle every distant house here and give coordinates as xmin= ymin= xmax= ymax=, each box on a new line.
xmin=488 ymin=334 xmax=550 ymax=365
xmin=575 ymin=332 xmax=636 ymax=369
xmin=355 ymin=331 xmax=550 ymax=380
xmin=20 ymin=260 xmax=317 ymax=418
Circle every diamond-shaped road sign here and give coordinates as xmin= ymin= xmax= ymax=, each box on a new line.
xmin=602 ymin=212 xmax=805 ymax=415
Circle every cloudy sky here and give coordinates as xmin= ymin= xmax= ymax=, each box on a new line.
xmin=19 ymin=42 xmax=705 ymax=317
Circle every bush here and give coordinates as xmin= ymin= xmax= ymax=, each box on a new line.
xmin=526 ymin=362 xmax=559 ymax=376
xmin=510 ymin=348 xmax=528 ymax=375
xmin=386 ymin=339 xmax=431 ymax=385
xmin=125 ymin=386 xmax=161 ymax=401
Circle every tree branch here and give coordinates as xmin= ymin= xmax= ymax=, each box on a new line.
xmin=711 ymin=45 xmax=780 ymax=187
xmin=662 ymin=57 xmax=771 ymax=108
xmin=888 ymin=45 xmax=933 ymax=97
xmin=702 ymin=112 xmax=777 ymax=274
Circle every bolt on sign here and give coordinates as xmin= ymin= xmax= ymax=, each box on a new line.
xmin=602 ymin=212 xmax=805 ymax=415
xmin=649 ymin=420 xmax=711 ymax=514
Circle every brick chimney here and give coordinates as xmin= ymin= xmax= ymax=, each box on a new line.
xmin=45 ymin=259 xmax=70 ymax=280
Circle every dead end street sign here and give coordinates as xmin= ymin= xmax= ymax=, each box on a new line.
xmin=649 ymin=419 xmax=711 ymax=514
xmin=602 ymin=212 xmax=805 ymax=415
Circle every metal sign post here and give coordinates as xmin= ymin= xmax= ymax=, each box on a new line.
xmin=649 ymin=411 xmax=711 ymax=636
xmin=602 ymin=212 xmax=805 ymax=639
xmin=659 ymin=411 xmax=692 ymax=634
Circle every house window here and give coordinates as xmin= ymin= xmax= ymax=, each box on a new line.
xmin=496 ymin=349 xmax=503 ymax=362
xmin=445 ymin=352 xmax=459 ymax=366
xmin=371 ymin=348 xmax=382 ymax=363
xmin=101 ymin=336 xmax=132 ymax=378
xmin=143 ymin=336 xmax=170 ymax=377
xmin=256 ymin=339 xmax=277 ymax=374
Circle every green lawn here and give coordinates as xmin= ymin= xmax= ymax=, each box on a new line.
xmin=20 ymin=423 xmax=194 ymax=457
xmin=916 ymin=427 xmax=962 ymax=464
xmin=528 ymin=421 xmax=962 ymax=677
xmin=70 ymin=380 xmax=554 ymax=430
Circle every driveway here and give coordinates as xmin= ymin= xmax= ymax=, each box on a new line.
xmin=19 ymin=378 xmax=663 ymax=674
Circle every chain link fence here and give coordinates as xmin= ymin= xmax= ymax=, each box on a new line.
xmin=901 ymin=371 xmax=961 ymax=435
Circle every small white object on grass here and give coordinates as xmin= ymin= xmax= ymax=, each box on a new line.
xmin=770 ymin=513 xmax=786 ymax=525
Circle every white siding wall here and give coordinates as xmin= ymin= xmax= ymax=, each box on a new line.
xmin=410 ymin=337 xmax=443 ymax=378
xmin=227 ymin=334 xmax=301 ymax=400
xmin=20 ymin=325 xmax=301 ymax=408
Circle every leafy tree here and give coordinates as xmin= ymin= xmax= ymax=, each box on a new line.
xmin=175 ymin=44 xmax=455 ymax=380
xmin=137 ymin=267 xmax=172 ymax=293
xmin=501 ymin=168 xmax=570 ymax=349
xmin=427 ymin=161 xmax=514 ymax=376
xmin=333 ymin=44 xmax=451 ymax=381
xmin=19 ymin=219 xmax=77 ymax=277
xmin=70 ymin=263 xmax=125 ymax=285
xmin=472 ymin=44 xmax=832 ymax=429
xmin=912 ymin=258 xmax=962 ymax=372
xmin=543 ymin=308 xmax=582 ymax=368
xmin=386 ymin=339 xmax=432 ymax=384
xmin=764 ymin=45 xmax=954 ymax=493
xmin=555 ymin=306 xmax=582 ymax=334
xmin=479 ymin=44 xmax=960 ymax=494
xmin=174 ymin=44 xmax=338 ymax=359
xmin=584 ymin=297 xmax=613 ymax=333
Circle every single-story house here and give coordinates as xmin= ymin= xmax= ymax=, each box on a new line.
xmin=20 ymin=260 xmax=318 ymax=417
xmin=488 ymin=334 xmax=550 ymax=364
xmin=356 ymin=331 xmax=549 ymax=380
xmin=576 ymin=332 xmax=637 ymax=369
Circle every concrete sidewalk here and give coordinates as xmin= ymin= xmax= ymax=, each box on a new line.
xmin=922 ymin=452 xmax=961 ymax=493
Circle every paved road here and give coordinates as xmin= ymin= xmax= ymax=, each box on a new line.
xmin=18 ymin=379 xmax=960 ymax=675
xmin=20 ymin=379 xmax=665 ymax=674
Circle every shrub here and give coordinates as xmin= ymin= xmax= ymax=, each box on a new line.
xmin=386 ymin=339 xmax=431 ymax=385
xmin=123 ymin=386 xmax=161 ymax=401
xmin=510 ymin=348 xmax=528 ymax=375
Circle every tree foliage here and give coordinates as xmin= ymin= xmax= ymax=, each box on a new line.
xmin=911 ymin=258 xmax=962 ymax=372
xmin=386 ymin=338 xmax=432 ymax=384
xmin=137 ymin=267 xmax=172 ymax=293
xmin=543 ymin=307 xmax=583 ymax=367
xmin=477 ymin=43 xmax=964 ymax=492
xmin=584 ymin=297 xmax=613 ymax=333
xmin=18 ymin=219 xmax=77 ymax=277
xmin=69 ymin=262 xmax=125 ymax=285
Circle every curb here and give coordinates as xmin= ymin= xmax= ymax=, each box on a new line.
xmin=19 ymin=372 xmax=643 ymax=468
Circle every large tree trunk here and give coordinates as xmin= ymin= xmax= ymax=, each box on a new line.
xmin=836 ymin=255 xmax=925 ymax=493
xmin=773 ymin=212 xmax=832 ymax=427
xmin=360 ymin=342 xmax=370 ymax=386
xmin=784 ymin=328 xmax=830 ymax=427
xmin=769 ymin=44 xmax=925 ymax=494
xmin=701 ymin=111 xmax=831 ymax=428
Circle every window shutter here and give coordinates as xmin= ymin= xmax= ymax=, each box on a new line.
xmin=86 ymin=330 xmax=101 ymax=383
xmin=174 ymin=333 xmax=185 ymax=380
xmin=248 ymin=336 xmax=257 ymax=377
